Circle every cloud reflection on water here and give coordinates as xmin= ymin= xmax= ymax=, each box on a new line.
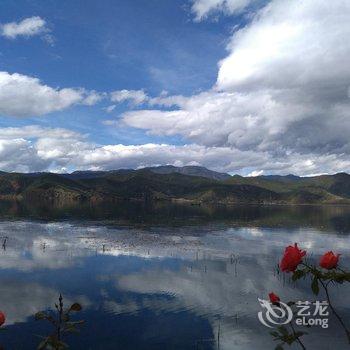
xmin=0 ymin=220 xmax=349 ymax=348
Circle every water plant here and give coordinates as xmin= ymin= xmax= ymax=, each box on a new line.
xmin=35 ymin=294 xmax=84 ymax=350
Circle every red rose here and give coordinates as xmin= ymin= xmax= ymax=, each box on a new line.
xmin=320 ymin=251 xmax=340 ymax=269
xmin=269 ymin=292 xmax=280 ymax=305
xmin=280 ymin=243 xmax=306 ymax=272
xmin=0 ymin=311 xmax=5 ymax=327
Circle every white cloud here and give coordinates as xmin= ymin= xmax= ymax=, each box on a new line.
xmin=0 ymin=125 xmax=81 ymax=139
xmin=191 ymin=0 xmax=255 ymax=21
xmin=0 ymin=125 xmax=349 ymax=175
xmin=0 ymin=138 xmax=46 ymax=172
xmin=104 ymin=105 xmax=116 ymax=113
xmin=123 ymin=90 xmax=322 ymax=151
xmin=115 ymin=225 xmax=350 ymax=349
xmin=0 ymin=71 xmax=102 ymax=117
xmin=82 ymin=91 xmax=105 ymax=106
xmin=110 ymin=89 xmax=148 ymax=105
xmin=1 ymin=16 xmax=48 ymax=39
xmin=216 ymin=0 xmax=350 ymax=92
xmin=0 ymin=125 xmax=257 ymax=172
xmin=0 ymin=126 xmax=83 ymax=172
xmin=1 ymin=0 xmax=350 ymax=175
xmin=119 ymin=0 xmax=350 ymax=174
xmin=247 ymin=170 xmax=264 ymax=177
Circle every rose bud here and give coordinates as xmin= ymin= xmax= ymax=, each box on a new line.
xmin=269 ymin=292 xmax=280 ymax=305
xmin=280 ymin=243 xmax=306 ymax=272
xmin=320 ymin=251 xmax=340 ymax=270
xmin=0 ymin=311 xmax=5 ymax=327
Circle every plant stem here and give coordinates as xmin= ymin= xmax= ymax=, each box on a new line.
xmin=289 ymin=321 xmax=306 ymax=350
xmin=318 ymin=279 xmax=350 ymax=344
xmin=57 ymin=294 xmax=63 ymax=345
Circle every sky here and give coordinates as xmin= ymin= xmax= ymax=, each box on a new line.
xmin=0 ymin=0 xmax=349 ymax=176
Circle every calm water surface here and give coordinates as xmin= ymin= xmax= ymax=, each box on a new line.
xmin=0 ymin=203 xmax=349 ymax=349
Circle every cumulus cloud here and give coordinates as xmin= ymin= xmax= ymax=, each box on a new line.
xmin=1 ymin=0 xmax=350 ymax=175
xmin=191 ymin=0 xmax=255 ymax=21
xmin=0 ymin=126 xmax=83 ymax=172
xmin=0 ymin=125 xmax=349 ymax=175
xmin=119 ymin=0 xmax=350 ymax=174
xmin=0 ymin=71 xmax=102 ymax=117
xmin=82 ymin=91 xmax=105 ymax=106
xmin=0 ymin=125 xmax=262 ymax=172
xmin=1 ymin=16 xmax=48 ymax=39
xmin=110 ymin=89 xmax=148 ymax=105
xmin=0 ymin=125 xmax=235 ymax=172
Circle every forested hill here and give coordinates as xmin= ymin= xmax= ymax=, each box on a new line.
xmin=0 ymin=166 xmax=349 ymax=205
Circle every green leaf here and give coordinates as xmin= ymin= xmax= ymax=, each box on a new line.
xmin=292 ymin=270 xmax=305 ymax=281
xmin=37 ymin=337 xmax=48 ymax=350
xmin=342 ymin=273 xmax=350 ymax=282
xmin=46 ymin=315 xmax=57 ymax=326
xmin=65 ymin=320 xmax=85 ymax=326
xmin=64 ymin=326 xmax=79 ymax=333
xmin=34 ymin=312 xmax=47 ymax=320
xmin=69 ymin=303 xmax=82 ymax=312
xmin=277 ymin=325 xmax=289 ymax=337
xmin=285 ymin=336 xmax=294 ymax=345
xmin=311 ymin=276 xmax=319 ymax=295
xmin=275 ymin=345 xmax=284 ymax=350
xmin=58 ymin=340 xmax=69 ymax=349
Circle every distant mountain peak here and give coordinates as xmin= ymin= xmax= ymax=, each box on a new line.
xmin=147 ymin=165 xmax=231 ymax=181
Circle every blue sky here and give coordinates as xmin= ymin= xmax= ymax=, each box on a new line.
xmin=0 ymin=0 xmax=349 ymax=175
xmin=0 ymin=0 xmax=233 ymax=144
xmin=1 ymin=0 xmax=229 ymax=92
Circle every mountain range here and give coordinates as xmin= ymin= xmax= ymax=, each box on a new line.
xmin=0 ymin=166 xmax=350 ymax=205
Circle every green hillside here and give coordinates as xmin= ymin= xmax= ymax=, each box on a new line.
xmin=225 ymin=172 xmax=350 ymax=203
xmin=0 ymin=167 xmax=349 ymax=205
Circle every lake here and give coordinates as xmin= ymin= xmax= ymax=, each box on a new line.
xmin=0 ymin=202 xmax=349 ymax=349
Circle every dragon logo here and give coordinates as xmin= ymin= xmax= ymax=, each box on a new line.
xmin=258 ymin=298 xmax=293 ymax=328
